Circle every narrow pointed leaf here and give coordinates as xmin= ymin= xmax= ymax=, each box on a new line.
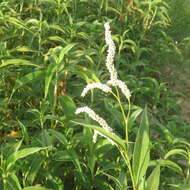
xmin=164 ymin=149 xmax=188 ymax=159
xmin=12 ymin=70 xmax=45 ymax=95
xmin=59 ymin=95 xmax=76 ymax=117
xmin=71 ymin=120 xmax=125 ymax=149
xmin=132 ymin=106 xmax=150 ymax=185
xmin=147 ymin=166 xmax=160 ymax=190
xmin=48 ymin=129 xmax=68 ymax=145
xmin=0 ymin=59 xmax=40 ymax=68
xmin=23 ymin=185 xmax=51 ymax=190
xmin=7 ymin=173 xmax=22 ymax=190
xmin=168 ymin=184 xmax=190 ymax=190
xmin=6 ymin=147 xmax=48 ymax=171
xmin=58 ymin=43 xmax=76 ymax=63
xmin=44 ymin=63 xmax=57 ymax=99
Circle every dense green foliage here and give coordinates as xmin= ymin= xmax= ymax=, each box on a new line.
xmin=0 ymin=0 xmax=190 ymax=189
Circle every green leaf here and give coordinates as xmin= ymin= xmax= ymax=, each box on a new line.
xmin=164 ymin=149 xmax=188 ymax=160
xmin=55 ymin=150 xmax=78 ymax=161
xmin=49 ymin=24 xmax=65 ymax=33
xmin=58 ymin=95 xmax=76 ymax=117
xmin=54 ymin=149 xmax=86 ymax=183
xmin=146 ymin=166 xmax=160 ymax=190
xmin=95 ymin=139 xmax=114 ymax=159
xmin=48 ymin=129 xmax=68 ymax=145
xmin=100 ymin=172 xmax=123 ymax=190
xmin=118 ymin=171 xmax=128 ymax=190
xmin=132 ymin=106 xmax=150 ymax=186
xmin=71 ymin=120 xmax=125 ymax=149
xmin=40 ymin=129 xmax=52 ymax=147
xmin=12 ymin=46 xmax=35 ymax=53
xmin=168 ymin=184 xmax=190 ymax=190
xmin=26 ymin=157 xmax=44 ymax=184
xmin=58 ymin=43 xmax=76 ymax=63
xmin=7 ymin=173 xmax=22 ymax=190
xmin=173 ymin=138 xmax=190 ymax=148
xmin=48 ymin=36 xmax=67 ymax=43
xmin=23 ymin=185 xmax=51 ymax=190
xmin=4 ymin=16 xmax=31 ymax=32
xmin=157 ymin=123 xmax=174 ymax=143
xmin=136 ymin=177 xmax=146 ymax=190
xmin=12 ymin=70 xmax=45 ymax=95
xmin=150 ymin=159 xmax=183 ymax=175
xmin=0 ymin=59 xmax=40 ymax=68
xmin=128 ymin=107 xmax=143 ymax=132
xmin=67 ymin=65 xmax=99 ymax=83
xmin=6 ymin=147 xmax=48 ymax=171
xmin=6 ymin=141 xmax=23 ymax=158
xmin=107 ymin=7 xmax=121 ymax=15
xmin=44 ymin=63 xmax=57 ymax=99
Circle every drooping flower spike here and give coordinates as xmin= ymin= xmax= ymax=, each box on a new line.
xmin=75 ymin=23 xmax=131 ymax=144
xmin=75 ymin=106 xmax=114 ymax=144
xmin=81 ymin=82 xmax=112 ymax=97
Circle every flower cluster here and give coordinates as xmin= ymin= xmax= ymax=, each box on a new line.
xmin=104 ymin=23 xmax=118 ymax=82
xmin=81 ymin=82 xmax=112 ymax=97
xmin=75 ymin=106 xmax=114 ymax=144
xmin=107 ymin=79 xmax=131 ymax=100
xmin=75 ymin=23 xmax=131 ymax=144
xmin=104 ymin=22 xmax=131 ymax=100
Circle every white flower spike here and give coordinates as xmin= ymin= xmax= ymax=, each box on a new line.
xmin=81 ymin=82 xmax=112 ymax=97
xmin=104 ymin=22 xmax=118 ymax=82
xmin=104 ymin=22 xmax=131 ymax=100
xmin=75 ymin=106 xmax=115 ymax=144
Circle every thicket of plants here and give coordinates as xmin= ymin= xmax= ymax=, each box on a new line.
xmin=0 ymin=0 xmax=190 ymax=189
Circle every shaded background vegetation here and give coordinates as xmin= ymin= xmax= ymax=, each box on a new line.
xmin=0 ymin=0 xmax=190 ymax=189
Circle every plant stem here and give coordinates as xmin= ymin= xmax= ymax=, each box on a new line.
xmin=120 ymin=147 xmax=136 ymax=190
xmin=111 ymin=87 xmax=131 ymax=147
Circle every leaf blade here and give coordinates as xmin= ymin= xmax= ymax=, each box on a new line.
xmin=132 ymin=106 xmax=150 ymax=186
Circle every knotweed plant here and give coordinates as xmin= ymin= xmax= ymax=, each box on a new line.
xmin=74 ymin=23 xmax=160 ymax=190
xmin=76 ymin=23 xmax=131 ymax=144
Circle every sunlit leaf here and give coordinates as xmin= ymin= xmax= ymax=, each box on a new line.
xmin=23 ymin=185 xmax=51 ymax=190
xmin=44 ymin=63 xmax=57 ymax=99
xmin=147 ymin=166 xmax=160 ymax=190
xmin=0 ymin=59 xmax=40 ymax=68
xmin=7 ymin=173 xmax=22 ymax=190
xmin=164 ymin=149 xmax=188 ymax=160
xmin=133 ymin=106 xmax=150 ymax=186
xmin=6 ymin=147 xmax=48 ymax=171
xmin=71 ymin=120 xmax=125 ymax=149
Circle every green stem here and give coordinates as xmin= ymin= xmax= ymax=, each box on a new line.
xmin=111 ymin=88 xmax=131 ymax=146
xmin=120 ymin=147 xmax=136 ymax=190
xmin=53 ymin=70 xmax=58 ymax=112
xmin=126 ymin=98 xmax=131 ymax=144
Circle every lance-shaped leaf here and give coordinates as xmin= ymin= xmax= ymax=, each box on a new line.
xmin=147 ymin=165 xmax=160 ymax=190
xmin=6 ymin=147 xmax=48 ymax=172
xmin=11 ymin=70 xmax=45 ymax=96
xmin=71 ymin=120 xmax=125 ymax=150
xmin=132 ymin=106 xmax=150 ymax=186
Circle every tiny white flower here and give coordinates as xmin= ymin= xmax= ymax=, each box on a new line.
xmin=107 ymin=79 xmax=131 ymax=100
xmin=81 ymin=82 xmax=112 ymax=97
xmin=75 ymin=106 xmax=115 ymax=145
xmin=104 ymin=22 xmax=131 ymax=100
xmin=104 ymin=22 xmax=118 ymax=82
xmin=92 ymin=130 xmax=98 ymax=143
